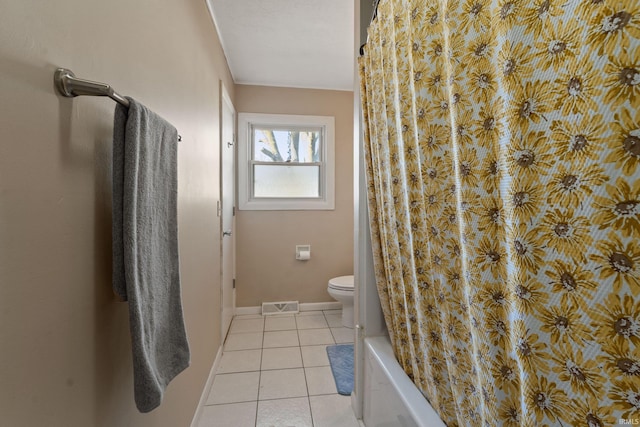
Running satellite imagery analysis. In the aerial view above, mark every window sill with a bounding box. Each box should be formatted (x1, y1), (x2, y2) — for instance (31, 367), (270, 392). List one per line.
(239, 198), (335, 211)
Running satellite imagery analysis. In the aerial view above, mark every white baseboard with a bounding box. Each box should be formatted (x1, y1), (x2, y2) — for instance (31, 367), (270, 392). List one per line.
(300, 301), (342, 311)
(235, 301), (342, 316)
(234, 306), (261, 315)
(190, 345), (223, 427)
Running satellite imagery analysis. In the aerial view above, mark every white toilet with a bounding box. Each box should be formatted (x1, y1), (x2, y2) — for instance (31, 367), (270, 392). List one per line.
(327, 275), (355, 328)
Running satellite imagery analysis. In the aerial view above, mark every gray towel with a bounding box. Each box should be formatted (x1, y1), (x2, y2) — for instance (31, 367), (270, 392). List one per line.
(112, 98), (190, 413)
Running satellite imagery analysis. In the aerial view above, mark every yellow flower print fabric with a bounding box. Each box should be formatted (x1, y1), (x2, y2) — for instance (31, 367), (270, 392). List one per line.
(359, 0), (640, 425)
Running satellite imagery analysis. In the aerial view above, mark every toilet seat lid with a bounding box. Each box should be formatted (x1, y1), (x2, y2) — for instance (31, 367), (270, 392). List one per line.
(328, 275), (354, 290)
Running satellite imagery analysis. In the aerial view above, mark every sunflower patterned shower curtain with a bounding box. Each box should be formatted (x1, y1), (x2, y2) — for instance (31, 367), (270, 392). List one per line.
(359, 0), (639, 425)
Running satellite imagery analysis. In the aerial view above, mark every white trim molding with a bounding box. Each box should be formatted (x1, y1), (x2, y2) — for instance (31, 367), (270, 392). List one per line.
(238, 112), (335, 211)
(235, 301), (342, 316)
(189, 345), (224, 427)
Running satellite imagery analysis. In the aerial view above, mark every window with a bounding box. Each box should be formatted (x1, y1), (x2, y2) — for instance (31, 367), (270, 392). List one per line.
(238, 113), (335, 210)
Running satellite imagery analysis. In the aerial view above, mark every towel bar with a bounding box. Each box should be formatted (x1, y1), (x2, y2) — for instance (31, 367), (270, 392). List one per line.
(54, 68), (182, 141)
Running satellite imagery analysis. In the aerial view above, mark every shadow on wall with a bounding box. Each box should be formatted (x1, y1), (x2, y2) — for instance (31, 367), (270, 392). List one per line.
(50, 64), (143, 423)
(90, 117), (134, 425)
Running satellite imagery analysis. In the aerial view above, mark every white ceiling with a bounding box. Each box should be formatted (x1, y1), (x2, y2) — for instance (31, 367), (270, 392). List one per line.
(206, 0), (355, 91)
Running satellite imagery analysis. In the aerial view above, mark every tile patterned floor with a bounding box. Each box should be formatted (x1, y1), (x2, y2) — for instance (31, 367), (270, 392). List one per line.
(198, 310), (359, 427)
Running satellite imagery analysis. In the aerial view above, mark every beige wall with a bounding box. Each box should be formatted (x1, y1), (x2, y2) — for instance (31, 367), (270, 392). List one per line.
(0, 1), (232, 426)
(235, 85), (354, 307)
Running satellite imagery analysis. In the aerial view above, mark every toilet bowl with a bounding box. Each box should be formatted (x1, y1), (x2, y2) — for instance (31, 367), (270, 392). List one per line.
(327, 275), (354, 328)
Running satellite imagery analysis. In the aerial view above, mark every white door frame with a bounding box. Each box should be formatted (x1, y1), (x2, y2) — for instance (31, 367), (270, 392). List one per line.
(220, 82), (236, 340)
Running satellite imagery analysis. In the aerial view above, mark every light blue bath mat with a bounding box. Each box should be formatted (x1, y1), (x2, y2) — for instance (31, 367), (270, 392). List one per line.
(326, 344), (354, 396)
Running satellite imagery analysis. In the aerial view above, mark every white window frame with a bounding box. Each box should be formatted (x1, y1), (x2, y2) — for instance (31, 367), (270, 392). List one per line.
(238, 112), (335, 211)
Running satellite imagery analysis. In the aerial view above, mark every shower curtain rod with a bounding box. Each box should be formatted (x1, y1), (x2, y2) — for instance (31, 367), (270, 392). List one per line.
(370, 0), (380, 26)
(360, 0), (381, 56)
(54, 68), (181, 141)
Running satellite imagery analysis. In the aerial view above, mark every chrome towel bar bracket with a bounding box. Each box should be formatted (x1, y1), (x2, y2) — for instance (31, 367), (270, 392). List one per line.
(55, 68), (130, 107)
(54, 68), (181, 141)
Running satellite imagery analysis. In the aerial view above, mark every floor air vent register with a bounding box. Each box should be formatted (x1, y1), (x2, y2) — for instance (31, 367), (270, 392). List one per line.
(261, 301), (300, 315)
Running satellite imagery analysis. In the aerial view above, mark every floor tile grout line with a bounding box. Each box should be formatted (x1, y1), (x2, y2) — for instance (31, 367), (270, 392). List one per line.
(301, 341), (314, 427)
(259, 366), (305, 373)
(255, 316), (264, 427)
(227, 330), (265, 336)
(254, 391), (342, 403)
(203, 397), (258, 407)
(308, 392), (315, 427)
(253, 399), (258, 427)
(202, 313), (346, 427)
(256, 316), (265, 406)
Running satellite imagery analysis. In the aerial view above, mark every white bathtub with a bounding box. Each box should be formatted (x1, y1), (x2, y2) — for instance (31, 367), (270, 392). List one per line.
(363, 336), (446, 427)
